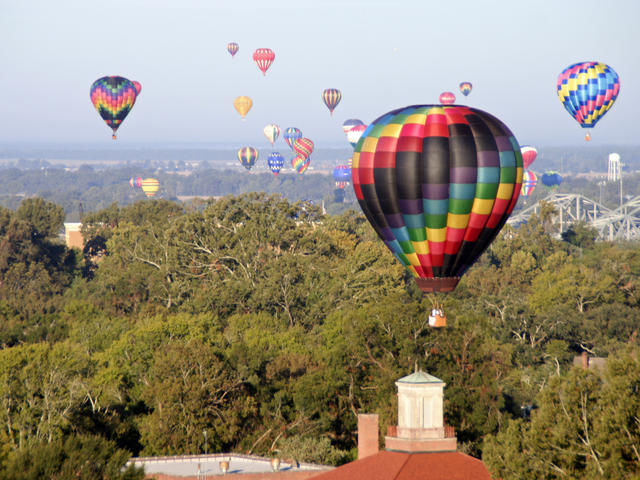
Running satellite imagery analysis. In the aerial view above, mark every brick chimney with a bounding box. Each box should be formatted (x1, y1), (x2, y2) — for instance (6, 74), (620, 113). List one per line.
(357, 414), (379, 459)
(384, 371), (457, 453)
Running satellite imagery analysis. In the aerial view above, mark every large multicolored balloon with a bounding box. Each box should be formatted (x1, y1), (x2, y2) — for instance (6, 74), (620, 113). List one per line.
(234, 96), (253, 120)
(322, 88), (342, 115)
(283, 127), (302, 151)
(347, 124), (367, 149)
(141, 178), (160, 197)
(268, 152), (284, 176)
(90, 76), (138, 140)
(520, 145), (538, 170)
(238, 147), (258, 170)
(342, 119), (364, 134)
(541, 171), (562, 187)
(557, 62), (620, 141)
(292, 138), (314, 159)
(264, 124), (280, 145)
(520, 170), (537, 197)
(227, 42), (239, 57)
(459, 82), (472, 97)
(352, 104), (522, 293)
(439, 92), (456, 105)
(253, 48), (275, 75)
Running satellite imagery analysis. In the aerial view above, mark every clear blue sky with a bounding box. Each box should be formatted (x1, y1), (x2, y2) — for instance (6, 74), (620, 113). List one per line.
(1, 0), (638, 147)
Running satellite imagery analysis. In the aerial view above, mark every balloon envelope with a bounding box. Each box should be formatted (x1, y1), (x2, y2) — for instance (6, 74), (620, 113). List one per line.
(227, 42), (239, 57)
(520, 170), (537, 197)
(557, 62), (620, 133)
(283, 127), (302, 151)
(292, 138), (314, 159)
(322, 88), (342, 115)
(234, 96), (253, 119)
(141, 178), (160, 197)
(439, 92), (456, 105)
(268, 152), (284, 176)
(541, 171), (562, 187)
(459, 82), (472, 96)
(263, 124), (280, 145)
(90, 76), (138, 139)
(238, 147), (258, 170)
(347, 124), (367, 149)
(342, 119), (364, 134)
(520, 145), (538, 170)
(253, 48), (275, 75)
(333, 165), (351, 183)
(352, 104), (522, 292)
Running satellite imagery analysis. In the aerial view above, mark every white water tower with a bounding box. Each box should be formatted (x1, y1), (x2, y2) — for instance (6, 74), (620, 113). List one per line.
(608, 153), (621, 182)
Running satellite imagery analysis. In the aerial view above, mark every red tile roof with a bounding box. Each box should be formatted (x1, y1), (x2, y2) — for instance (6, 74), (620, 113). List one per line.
(310, 450), (491, 480)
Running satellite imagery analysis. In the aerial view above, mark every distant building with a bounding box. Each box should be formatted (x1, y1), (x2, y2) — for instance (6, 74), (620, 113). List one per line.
(63, 222), (84, 249)
(573, 352), (607, 371)
(311, 371), (492, 480)
(128, 453), (332, 480)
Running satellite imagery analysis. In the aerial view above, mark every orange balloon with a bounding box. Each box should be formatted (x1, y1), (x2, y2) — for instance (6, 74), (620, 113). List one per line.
(234, 96), (253, 120)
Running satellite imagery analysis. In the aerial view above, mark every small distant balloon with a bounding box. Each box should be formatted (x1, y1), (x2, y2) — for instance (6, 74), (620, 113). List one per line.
(283, 127), (302, 151)
(253, 48), (275, 75)
(234, 96), (253, 120)
(342, 119), (364, 134)
(141, 178), (160, 197)
(541, 171), (562, 187)
(459, 82), (472, 96)
(520, 146), (538, 170)
(439, 92), (456, 105)
(347, 124), (367, 149)
(227, 42), (239, 57)
(322, 88), (342, 115)
(268, 152), (284, 176)
(263, 124), (280, 145)
(238, 147), (258, 171)
(520, 171), (537, 197)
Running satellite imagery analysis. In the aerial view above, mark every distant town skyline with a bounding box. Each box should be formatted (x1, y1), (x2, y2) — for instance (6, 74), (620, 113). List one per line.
(1, 0), (638, 147)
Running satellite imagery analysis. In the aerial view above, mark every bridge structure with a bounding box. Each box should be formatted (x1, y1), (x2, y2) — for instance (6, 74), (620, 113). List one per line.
(507, 193), (640, 241)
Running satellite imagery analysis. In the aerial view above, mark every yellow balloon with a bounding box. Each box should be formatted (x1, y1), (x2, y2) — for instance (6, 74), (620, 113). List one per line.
(234, 96), (253, 120)
(141, 178), (160, 197)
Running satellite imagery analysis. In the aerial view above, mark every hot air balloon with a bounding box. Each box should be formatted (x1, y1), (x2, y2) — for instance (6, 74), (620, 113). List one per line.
(227, 42), (239, 57)
(132, 81), (142, 95)
(541, 171), (562, 187)
(129, 176), (142, 188)
(557, 61), (620, 141)
(520, 145), (538, 170)
(291, 155), (309, 174)
(283, 127), (302, 151)
(253, 48), (275, 75)
(264, 124), (281, 145)
(347, 124), (367, 149)
(292, 138), (314, 159)
(342, 119), (364, 134)
(352, 104), (522, 295)
(268, 152), (284, 176)
(140, 178), (160, 197)
(234, 96), (253, 120)
(322, 88), (342, 115)
(439, 92), (456, 105)
(238, 147), (258, 171)
(333, 165), (351, 189)
(520, 171), (537, 197)
(90, 76), (138, 139)
(459, 82), (472, 97)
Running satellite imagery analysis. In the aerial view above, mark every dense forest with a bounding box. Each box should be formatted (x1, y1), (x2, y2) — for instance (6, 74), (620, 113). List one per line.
(0, 194), (639, 479)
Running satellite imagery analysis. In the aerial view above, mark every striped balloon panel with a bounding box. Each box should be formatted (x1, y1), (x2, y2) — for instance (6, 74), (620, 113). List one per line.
(90, 76), (137, 133)
(141, 178), (160, 197)
(520, 170), (537, 196)
(322, 89), (342, 113)
(284, 127), (302, 151)
(557, 62), (620, 128)
(238, 147), (258, 170)
(352, 105), (522, 281)
(293, 138), (314, 158)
